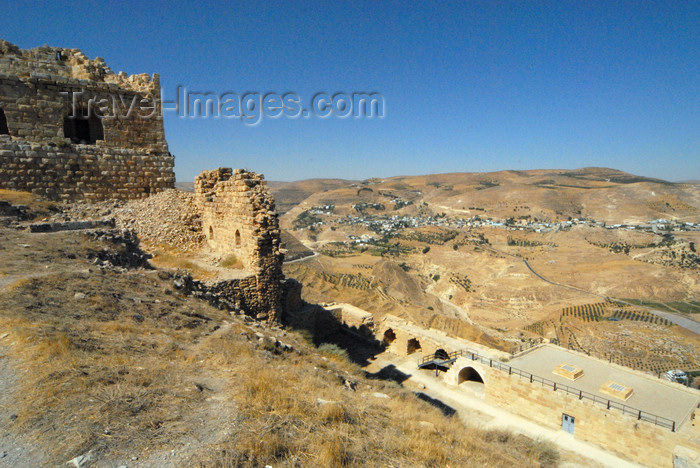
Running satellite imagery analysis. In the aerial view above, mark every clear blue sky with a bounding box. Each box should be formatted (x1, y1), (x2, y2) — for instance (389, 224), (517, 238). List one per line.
(3, 1), (699, 182)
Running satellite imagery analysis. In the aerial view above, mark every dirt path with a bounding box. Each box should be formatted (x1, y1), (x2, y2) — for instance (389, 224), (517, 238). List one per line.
(0, 272), (68, 294)
(623, 306), (700, 335)
(284, 250), (319, 264)
(516, 252), (700, 337)
(0, 344), (49, 467)
(0, 319), (239, 468)
(0, 278), (13, 291)
(367, 352), (642, 468)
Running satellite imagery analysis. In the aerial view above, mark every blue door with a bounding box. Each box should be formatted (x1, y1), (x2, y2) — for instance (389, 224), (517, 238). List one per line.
(562, 414), (575, 434)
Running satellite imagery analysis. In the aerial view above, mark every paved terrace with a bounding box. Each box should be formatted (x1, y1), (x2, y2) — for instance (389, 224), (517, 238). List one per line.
(509, 345), (700, 428)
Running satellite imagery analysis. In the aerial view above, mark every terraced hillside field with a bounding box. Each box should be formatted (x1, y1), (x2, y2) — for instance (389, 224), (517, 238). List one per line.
(524, 301), (700, 378)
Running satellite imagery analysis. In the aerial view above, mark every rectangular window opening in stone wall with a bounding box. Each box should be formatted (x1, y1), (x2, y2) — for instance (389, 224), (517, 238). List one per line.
(63, 110), (104, 144)
(0, 109), (9, 135)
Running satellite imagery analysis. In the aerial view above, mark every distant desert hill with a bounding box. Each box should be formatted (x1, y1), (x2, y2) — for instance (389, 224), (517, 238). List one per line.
(175, 181), (194, 192)
(175, 179), (356, 214)
(281, 167), (700, 225)
(178, 168), (699, 223)
(267, 178), (357, 214)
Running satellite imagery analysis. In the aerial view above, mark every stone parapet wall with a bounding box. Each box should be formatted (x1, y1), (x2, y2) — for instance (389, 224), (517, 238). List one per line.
(324, 303), (374, 331)
(375, 315), (507, 359)
(443, 362), (697, 467)
(209, 276), (283, 322)
(173, 272), (289, 322)
(0, 136), (174, 200)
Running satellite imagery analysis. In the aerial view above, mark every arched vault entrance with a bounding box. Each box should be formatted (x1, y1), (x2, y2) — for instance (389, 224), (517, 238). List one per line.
(383, 328), (396, 345)
(407, 338), (422, 355)
(434, 348), (449, 360)
(458, 366), (484, 385)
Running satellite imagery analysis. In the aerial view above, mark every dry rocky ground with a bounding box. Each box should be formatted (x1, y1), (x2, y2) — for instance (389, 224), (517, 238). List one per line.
(0, 194), (562, 467)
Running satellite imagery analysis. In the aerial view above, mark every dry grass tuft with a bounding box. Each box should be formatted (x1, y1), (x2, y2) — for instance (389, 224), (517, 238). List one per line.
(318, 342), (350, 361)
(219, 254), (243, 269)
(320, 403), (353, 424)
(149, 246), (216, 279)
(0, 189), (47, 207)
(318, 433), (350, 467)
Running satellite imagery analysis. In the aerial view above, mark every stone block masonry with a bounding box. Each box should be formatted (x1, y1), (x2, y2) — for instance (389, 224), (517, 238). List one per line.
(195, 168), (286, 322)
(438, 351), (700, 467)
(481, 366), (697, 467)
(0, 39), (174, 200)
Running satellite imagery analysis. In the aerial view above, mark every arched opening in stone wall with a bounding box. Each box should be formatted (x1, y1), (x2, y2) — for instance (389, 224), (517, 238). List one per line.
(208, 226), (214, 239)
(407, 338), (422, 355)
(63, 109), (104, 144)
(458, 367), (484, 385)
(0, 109), (9, 135)
(235, 229), (241, 248)
(383, 328), (396, 345)
(434, 348), (449, 360)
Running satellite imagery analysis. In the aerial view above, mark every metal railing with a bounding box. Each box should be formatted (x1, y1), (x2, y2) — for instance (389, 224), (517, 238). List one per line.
(509, 339), (542, 356)
(420, 349), (464, 365)
(420, 349), (677, 431)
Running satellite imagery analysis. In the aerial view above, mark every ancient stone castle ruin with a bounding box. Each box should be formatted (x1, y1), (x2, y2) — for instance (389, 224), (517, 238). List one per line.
(0, 38), (289, 321)
(194, 168), (286, 322)
(0, 39), (174, 200)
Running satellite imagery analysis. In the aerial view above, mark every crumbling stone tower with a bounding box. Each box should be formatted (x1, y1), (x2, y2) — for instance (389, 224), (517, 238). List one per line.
(0, 39), (174, 200)
(195, 168), (285, 321)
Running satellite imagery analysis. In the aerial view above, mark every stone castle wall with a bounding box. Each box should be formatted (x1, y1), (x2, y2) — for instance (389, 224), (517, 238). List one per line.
(195, 168), (285, 321)
(0, 138), (173, 200)
(437, 355), (700, 467)
(481, 365), (697, 467)
(0, 39), (174, 200)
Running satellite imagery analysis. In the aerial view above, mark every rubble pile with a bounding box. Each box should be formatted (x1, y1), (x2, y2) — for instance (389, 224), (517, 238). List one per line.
(85, 229), (153, 270)
(112, 189), (205, 251)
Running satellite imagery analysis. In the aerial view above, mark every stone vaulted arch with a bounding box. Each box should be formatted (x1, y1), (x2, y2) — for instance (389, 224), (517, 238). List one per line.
(435, 348), (449, 360)
(407, 337), (422, 354)
(383, 328), (396, 345)
(458, 366), (484, 385)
